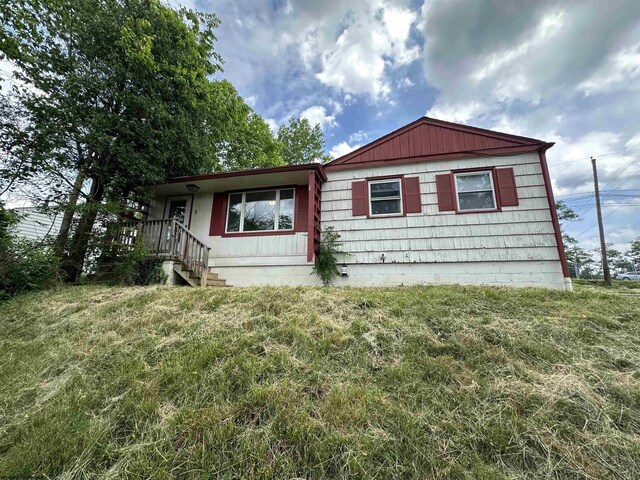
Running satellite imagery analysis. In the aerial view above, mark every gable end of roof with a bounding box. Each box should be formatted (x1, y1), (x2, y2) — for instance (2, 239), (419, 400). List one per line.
(326, 117), (550, 170)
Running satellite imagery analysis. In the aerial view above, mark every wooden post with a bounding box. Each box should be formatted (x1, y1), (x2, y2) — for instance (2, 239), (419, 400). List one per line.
(168, 218), (176, 259)
(307, 170), (316, 263)
(591, 157), (612, 286)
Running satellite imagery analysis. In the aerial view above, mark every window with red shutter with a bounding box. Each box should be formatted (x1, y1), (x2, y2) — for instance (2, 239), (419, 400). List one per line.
(495, 167), (519, 207)
(294, 185), (309, 232)
(403, 176), (422, 213)
(209, 193), (227, 236)
(352, 180), (368, 216)
(435, 174), (456, 211)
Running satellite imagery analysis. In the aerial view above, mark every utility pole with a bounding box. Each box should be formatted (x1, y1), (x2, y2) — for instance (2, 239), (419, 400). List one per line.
(591, 157), (612, 285)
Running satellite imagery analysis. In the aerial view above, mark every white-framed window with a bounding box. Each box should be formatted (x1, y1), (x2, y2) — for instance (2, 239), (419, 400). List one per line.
(454, 171), (497, 211)
(368, 178), (403, 216)
(226, 188), (295, 233)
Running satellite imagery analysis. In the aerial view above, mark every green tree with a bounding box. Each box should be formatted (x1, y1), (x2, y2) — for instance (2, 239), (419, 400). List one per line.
(628, 237), (640, 270)
(277, 116), (330, 165)
(211, 80), (283, 170)
(1, 0), (225, 280)
(565, 245), (594, 278)
(605, 246), (632, 273)
(555, 201), (581, 258)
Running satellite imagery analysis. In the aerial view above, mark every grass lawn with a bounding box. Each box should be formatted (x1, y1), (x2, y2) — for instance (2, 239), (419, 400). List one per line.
(0, 283), (639, 478)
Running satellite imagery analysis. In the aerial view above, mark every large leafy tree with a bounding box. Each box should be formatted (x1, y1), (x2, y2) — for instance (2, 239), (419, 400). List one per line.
(556, 200), (581, 254)
(565, 245), (594, 278)
(0, 0), (264, 280)
(277, 116), (330, 165)
(628, 237), (640, 270)
(211, 80), (283, 171)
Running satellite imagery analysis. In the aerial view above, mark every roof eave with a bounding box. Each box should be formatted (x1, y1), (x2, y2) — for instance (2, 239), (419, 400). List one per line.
(165, 162), (327, 185)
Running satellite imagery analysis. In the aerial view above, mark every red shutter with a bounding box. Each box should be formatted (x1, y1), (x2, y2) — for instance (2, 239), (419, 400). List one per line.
(496, 168), (519, 206)
(294, 185), (309, 232)
(209, 193), (227, 236)
(352, 180), (368, 216)
(403, 176), (422, 213)
(435, 174), (456, 211)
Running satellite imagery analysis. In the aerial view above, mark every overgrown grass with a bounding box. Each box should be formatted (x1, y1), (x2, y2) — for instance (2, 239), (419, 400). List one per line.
(1, 284), (639, 478)
(573, 278), (640, 290)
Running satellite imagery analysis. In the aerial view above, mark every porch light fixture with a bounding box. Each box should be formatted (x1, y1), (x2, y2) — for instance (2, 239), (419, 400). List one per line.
(340, 264), (349, 276)
(186, 184), (200, 193)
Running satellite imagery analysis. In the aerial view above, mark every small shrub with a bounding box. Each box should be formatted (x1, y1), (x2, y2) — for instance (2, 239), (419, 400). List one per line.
(0, 204), (61, 298)
(114, 244), (167, 286)
(311, 227), (348, 286)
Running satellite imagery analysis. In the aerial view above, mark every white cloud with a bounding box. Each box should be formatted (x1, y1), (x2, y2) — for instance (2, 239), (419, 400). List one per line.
(420, 1), (640, 123)
(427, 100), (487, 123)
(625, 133), (640, 150)
(398, 77), (414, 88)
(349, 130), (369, 143)
(308, 1), (420, 99)
(329, 141), (362, 159)
(245, 95), (257, 107)
(264, 117), (278, 132)
(579, 43), (640, 96)
(300, 105), (337, 130)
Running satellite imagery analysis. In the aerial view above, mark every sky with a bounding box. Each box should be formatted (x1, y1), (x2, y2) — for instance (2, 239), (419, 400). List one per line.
(3, 0), (639, 257)
(169, 0), (639, 256)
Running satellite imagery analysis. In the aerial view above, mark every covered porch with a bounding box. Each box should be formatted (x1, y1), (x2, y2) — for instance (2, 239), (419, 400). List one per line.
(117, 163), (325, 287)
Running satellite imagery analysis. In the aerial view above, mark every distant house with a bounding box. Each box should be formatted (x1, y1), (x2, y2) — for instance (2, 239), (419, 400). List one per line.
(121, 117), (571, 290)
(14, 206), (62, 243)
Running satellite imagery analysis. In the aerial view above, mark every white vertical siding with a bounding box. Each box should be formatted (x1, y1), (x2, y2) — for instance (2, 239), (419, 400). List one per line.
(14, 208), (62, 242)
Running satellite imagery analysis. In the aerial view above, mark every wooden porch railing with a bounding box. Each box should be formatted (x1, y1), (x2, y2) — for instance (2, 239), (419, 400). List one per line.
(118, 218), (210, 286)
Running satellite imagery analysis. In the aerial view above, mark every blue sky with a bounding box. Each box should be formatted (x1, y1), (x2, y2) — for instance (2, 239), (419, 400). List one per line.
(4, 0), (638, 256)
(174, 0), (640, 256)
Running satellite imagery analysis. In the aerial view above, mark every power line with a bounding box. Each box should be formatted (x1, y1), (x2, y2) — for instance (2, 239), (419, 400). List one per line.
(547, 146), (640, 168)
(558, 188), (640, 198)
(569, 166), (640, 218)
(599, 154), (640, 192)
(574, 196), (640, 239)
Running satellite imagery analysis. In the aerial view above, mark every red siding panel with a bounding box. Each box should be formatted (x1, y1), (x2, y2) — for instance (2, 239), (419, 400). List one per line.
(327, 117), (549, 170)
(403, 177), (422, 213)
(496, 167), (519, 207)
(352, 180), (368, 216)
(435, 174), (456, 211)
(295, 185), (309, 232)
(209, 193), (228, 236)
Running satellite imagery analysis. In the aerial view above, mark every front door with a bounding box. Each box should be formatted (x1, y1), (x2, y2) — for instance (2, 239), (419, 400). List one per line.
(164, 195), (192, 228)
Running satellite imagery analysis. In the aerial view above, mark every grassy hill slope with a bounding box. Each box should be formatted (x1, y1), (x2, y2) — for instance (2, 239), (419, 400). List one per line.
(1, 284), (639, 479)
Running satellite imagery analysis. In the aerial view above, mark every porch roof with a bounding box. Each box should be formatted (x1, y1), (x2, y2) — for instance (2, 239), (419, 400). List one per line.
(152, 163), (326, 197)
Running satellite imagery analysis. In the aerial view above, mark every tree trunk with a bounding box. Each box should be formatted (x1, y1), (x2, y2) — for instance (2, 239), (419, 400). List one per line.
(53, 166), (86, 259)
(63, 177), (104, 282)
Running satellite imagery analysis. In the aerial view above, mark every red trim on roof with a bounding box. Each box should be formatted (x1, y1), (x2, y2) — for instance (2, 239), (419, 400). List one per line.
(167, 162), (327, 184)
(325, 143), (552, 171)
(538, 149), (570, 278)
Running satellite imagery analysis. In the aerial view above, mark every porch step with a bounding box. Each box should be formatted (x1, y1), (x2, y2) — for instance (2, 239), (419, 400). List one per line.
(173, 263), (199, 287)
(173, 263), (230, 288)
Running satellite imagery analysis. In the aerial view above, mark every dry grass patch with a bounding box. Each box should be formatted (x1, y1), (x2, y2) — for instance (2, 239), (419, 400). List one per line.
(0, 283), (639, 478)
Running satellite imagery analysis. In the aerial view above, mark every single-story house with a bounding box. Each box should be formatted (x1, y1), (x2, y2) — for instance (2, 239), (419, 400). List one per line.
(124, 117), (571, 290)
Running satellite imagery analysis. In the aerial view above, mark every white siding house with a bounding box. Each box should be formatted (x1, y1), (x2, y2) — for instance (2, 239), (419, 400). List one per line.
(14, 207), (62, 243)
(144, 117), (571, 290)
